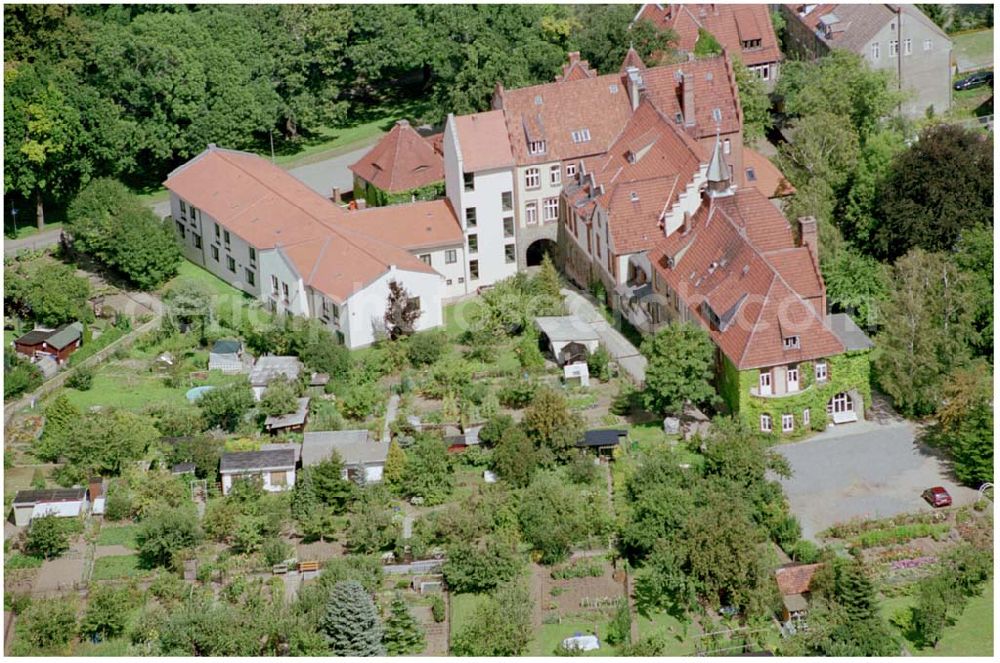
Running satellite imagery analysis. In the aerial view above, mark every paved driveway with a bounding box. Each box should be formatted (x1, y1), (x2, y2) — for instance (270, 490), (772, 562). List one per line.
(776, 421), (980, 541)
(562, 287), (647, 384)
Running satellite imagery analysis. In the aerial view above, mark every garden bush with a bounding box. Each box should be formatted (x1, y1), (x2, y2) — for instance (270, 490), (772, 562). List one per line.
(407, 329), (448, 366)
(851, 523), (951, 549)
(66, 365), (95, 390)
(498, 377), (537, 408)
(430, 595), (446, 623)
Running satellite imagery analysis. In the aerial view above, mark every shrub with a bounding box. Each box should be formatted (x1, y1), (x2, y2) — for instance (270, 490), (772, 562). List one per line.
(789, 539), (820, 564)
(565, 452), (599, 485)
(605, 602), (631, 646)
(25, 514), (76, 559)
(430, 595), (446, 623)
(338, 382), (384, 420)
(442, 537), (522, 593)
(498, 377), (536, 408)
(549, 559), (604, 580)
(407, 330), (448, 366)
(262, 537), (293, 566)
(586, 345), (611, 381)
(478, 414), (514, 447)
(4, 349), (43, 399)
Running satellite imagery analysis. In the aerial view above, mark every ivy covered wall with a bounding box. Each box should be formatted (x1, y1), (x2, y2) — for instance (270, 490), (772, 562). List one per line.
(353, 176), (445, 208)
(721, 351), (872, 440)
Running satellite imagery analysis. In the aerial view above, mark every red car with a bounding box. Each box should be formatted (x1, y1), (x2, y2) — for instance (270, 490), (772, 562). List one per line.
(922, 486), (953, 508)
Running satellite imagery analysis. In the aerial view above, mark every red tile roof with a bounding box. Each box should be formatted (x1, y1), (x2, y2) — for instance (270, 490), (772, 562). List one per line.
(775, 563), (824, 596)
(641, 52), (743, 140)
(649, 188), (843, 369)
(556, 51), (599, 82)
(166, 146), (436, 305)
(452, 110), (515, 172)
(335, 199), (463, 251)
(744, 148), (796, 198)
(349, 120), (445, 194)
(636, 4), (782, 67)
(566, 101), (707, 255)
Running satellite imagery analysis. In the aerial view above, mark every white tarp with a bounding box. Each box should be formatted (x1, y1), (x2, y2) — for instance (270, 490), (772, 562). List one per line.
(562, 635), (599, 652)
(92, 497), (106, 515)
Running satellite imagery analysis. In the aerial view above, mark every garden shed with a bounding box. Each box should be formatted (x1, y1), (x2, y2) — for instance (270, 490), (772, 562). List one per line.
(208, 338), (247, 374)
(575, 429), (627, 458)
(774, 562), (824, 623)
(302, 430), (389, 483)
(533, 316), (600, 366)
(220, 448), (296, 495)
(264, 397), (311, 435)
(13, 322), (84, 365)
(11, 488), (89, 527)
(249, 355), (303, 400)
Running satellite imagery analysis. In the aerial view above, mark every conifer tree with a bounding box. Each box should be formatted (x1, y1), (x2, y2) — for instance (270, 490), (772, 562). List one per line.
(834, 559), (878, 622)
(320, 580), (385, 656)
(383, 593), (425, 655)
(383, 440), (406, 491)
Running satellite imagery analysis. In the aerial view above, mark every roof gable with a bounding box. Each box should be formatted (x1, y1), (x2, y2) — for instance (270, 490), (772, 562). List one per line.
(349, 120), (445, 193)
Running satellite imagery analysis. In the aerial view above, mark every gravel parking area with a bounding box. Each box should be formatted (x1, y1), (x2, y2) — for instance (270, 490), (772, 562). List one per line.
(776, 422), (980, 541)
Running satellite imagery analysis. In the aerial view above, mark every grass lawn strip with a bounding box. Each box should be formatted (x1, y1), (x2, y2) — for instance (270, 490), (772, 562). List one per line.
(96, 524), (140, 549)
(91, 554), (152, 581)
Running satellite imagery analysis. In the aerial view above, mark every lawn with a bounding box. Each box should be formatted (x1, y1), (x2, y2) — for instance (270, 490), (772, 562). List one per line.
(443, 298), (482, 340)
(953, 29), (994, 71)
(636, 607), (697, 656)
(449, 592), (487, 644)
(62, 369), (188, 411)
(882, 580), (993, 656)
(3, 221), (63, 241)
(5, 553), (44, 570)
(91, 554), (152, 581)
(96, 524), (139, 549)
(529, 616), (617, 656)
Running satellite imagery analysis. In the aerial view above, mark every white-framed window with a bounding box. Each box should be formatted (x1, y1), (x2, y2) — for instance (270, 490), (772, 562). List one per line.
(759, 64), (770, 81)
(723, 139), (731, 155)
(760, 414), (772, 432)
(244, 268), (254, 286)
(503, 217), (514, 238)
(467, 233), (478, 254)
(525, 167), (540, 189)
(525, 201), (538, 225)
(871, 42), (880, 59)
(419, 253), (431, 265)
(445, 249), (457, 264)
(528, 140), (546, 155)
(446, 279), (453, 286)
(463, 172), (475, 192)
(923, 39), (932, 51)
(783, 335), (800, 350)
(803, 408), (811, 427)
(904, 38), (912, 55)
(543, 197), (559, 222)
(782, 414), (794, 432)
(549, 164), (561, 186)
(505, 244), (516, 264)
(889, 40), (898, 57)
(465, 207), (477, 228)
(566, 163), (577, 178)
(211, 245), (219, 261)
(226, 255), (235, 273)
(712, 107), (722, 122)
(224, 229), (231, 247)
(787, 365), (799, 392)
(321, 299), (333, 321)
(189, 206), (198, 223)
(469, 260), (479, 280)
(271, 275), (279, 296)
(180, 200), (187, 216)
(249, 247), (256, 266)
(501, 191), (513, 211)
(759, 370), (772, 396)
(281, 282), (289, 303)
(570, 128), (591, 143)
(193, 234), (202, 249)
(815, 361), (828, 382)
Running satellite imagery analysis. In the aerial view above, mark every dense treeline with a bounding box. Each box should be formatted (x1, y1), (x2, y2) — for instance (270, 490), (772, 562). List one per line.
(4, 3), (667, 228)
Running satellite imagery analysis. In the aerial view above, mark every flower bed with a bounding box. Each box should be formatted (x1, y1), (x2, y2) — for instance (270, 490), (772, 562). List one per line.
(850, 523), (951, 549)
(823, 511), (948, 540)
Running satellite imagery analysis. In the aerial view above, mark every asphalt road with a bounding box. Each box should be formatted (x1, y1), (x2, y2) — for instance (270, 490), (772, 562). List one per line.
(776, 421), (981, 541)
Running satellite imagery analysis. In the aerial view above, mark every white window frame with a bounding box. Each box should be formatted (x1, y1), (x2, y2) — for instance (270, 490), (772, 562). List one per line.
(782, 414), (794, 433)
(525, 167), (540, 189)
(787, 366), (799, 393)
(871, 42), (880, 60)
(467, 233), (478, 255)
(815, 362), (828, 382)
(503, 217), (514, 238)
(903, 38), (912, 56)
(923, 39), (932, 51)
(271, 275), (279, 296)
(469, 259), (479, 280)
(759, 371), (772, 396)
(505, 243), (516, 264)
(549, 164), (561, 186)
(889, 40), (898, 57)
(760, 414), (772, 432)
(566, 163), (577, 179)
(419, 253), (431, 265)
(445, 249), (457, 264)
(528, 141), (546, 155)
(783, 336), (800, 350)
(803, 408), (810, 427)
(525, 201), (538, 225)
(543, 197), (559, 222)
(723, 139), (731, 155)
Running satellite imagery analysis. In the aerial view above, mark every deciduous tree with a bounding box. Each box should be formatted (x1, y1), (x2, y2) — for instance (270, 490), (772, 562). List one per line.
(640, 321), (719, 417)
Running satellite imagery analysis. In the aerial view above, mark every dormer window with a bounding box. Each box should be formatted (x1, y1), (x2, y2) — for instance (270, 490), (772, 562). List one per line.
(712, 108), (722, 123)
(783, 336), (800, 350)
(528, 141), (546, 155)
(570, 128), (591, 144)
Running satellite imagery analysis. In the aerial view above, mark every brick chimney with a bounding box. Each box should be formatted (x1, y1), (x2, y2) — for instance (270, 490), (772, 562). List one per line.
(567, 51), (581, 67)
(798, 216), (818, 258)
(625, 66), (645, 111)
(682, 73), (695, 126)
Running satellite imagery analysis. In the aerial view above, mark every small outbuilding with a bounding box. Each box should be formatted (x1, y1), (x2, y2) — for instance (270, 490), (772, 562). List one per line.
(534, 316), (600, 366)
(209, 339), (246, 374)
(14, 322), (84, 365)
(11, 488), (89, 527)
(249, 355), (303, 400)
(264, 397), (311, 435)
(302, 430), (389, 483)
(171, 462), (196, 476)
(575, 429), (627, 458)
(775, 562), (824, 623)
(220, 448), (297, 495)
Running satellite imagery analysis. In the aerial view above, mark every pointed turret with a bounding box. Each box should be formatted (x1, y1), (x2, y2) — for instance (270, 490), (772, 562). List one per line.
(705, 134), (733, 197)
(620, 46), (646, 74)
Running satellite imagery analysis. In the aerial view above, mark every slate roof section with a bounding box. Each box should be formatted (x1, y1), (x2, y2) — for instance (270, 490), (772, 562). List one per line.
(451, 111), (515, 172)
(648, 188), (845, 370)
(577, 429), (628, 448)
(302, 430), (389, 467)
(637, 4), (783, 68)
(13, 488), (87, 505)
(16, 323), (83, 350)
(828, 313), (875, 351)
(335, 199), (463, 251)
(264, 398), (311, 431)
(220, 448), (296, 472)
(349, 120), (445, 193)
(249, 356), (303, 387)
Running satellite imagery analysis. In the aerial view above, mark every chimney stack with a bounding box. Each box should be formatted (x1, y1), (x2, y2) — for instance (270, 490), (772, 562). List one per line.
(331, 187), (342, 203)
(682, 73), (695, 126)
(356, 198), (367, 210)
(625, 66), (645, 111)
(798, 216), (818, 258)
(568, 51), (581, 66)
